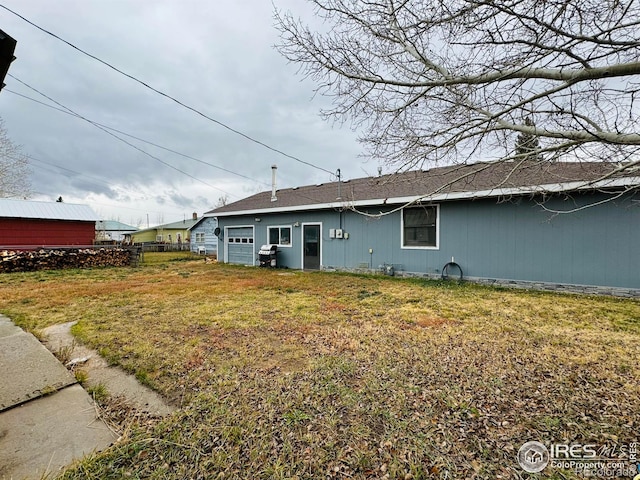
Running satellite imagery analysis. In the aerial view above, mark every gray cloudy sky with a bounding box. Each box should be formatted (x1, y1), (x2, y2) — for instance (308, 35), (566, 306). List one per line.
(0, 0), (369, 226)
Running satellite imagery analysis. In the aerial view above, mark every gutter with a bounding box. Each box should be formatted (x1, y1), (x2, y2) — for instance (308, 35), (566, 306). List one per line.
(208, 177), (640, 218)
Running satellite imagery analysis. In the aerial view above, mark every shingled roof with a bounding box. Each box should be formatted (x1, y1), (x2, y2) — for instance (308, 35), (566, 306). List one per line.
(209, 161), (638, 216)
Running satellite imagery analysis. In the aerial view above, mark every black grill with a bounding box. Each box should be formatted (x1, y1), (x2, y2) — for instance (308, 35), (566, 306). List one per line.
(258, 244), (277, 268)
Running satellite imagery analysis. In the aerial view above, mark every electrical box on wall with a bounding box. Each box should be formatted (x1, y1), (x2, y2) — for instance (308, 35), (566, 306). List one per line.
(329, 229), (336, 238)
(335, 229), (343, 239)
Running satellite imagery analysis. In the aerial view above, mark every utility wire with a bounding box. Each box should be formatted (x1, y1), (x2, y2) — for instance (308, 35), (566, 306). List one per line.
(9, 74), (238, 199)
(29, 190), (187, 217)
(5, 145), (211, 215)
(0, 3), (336, 177)
(28, 155), (125, 191)
(25, 159), (211, 217)
(6, 86), (332, 206)
(6, 89), (271, 187)
(27, 159), (218, 217)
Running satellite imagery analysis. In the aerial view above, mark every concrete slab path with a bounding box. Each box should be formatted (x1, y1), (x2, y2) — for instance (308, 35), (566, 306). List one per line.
(0, 326), (75, 411)
(0, 385), (117, 480)
(42, 321), (175, 417)
(0, 315), (117, 480)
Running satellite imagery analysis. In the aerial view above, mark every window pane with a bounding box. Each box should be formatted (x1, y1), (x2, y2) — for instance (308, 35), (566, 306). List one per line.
(280, 227), (291, 245)
(403, 207), (437, 247)
(269, 228), (279, 245)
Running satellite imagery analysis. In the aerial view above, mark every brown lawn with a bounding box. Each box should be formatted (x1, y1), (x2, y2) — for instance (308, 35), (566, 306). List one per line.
(0, 254), (638, 479)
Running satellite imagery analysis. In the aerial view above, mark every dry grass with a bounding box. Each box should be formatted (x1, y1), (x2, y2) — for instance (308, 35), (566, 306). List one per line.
(0, 256), (638, 479)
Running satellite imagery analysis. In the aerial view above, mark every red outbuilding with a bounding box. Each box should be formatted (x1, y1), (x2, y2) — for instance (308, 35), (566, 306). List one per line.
(0, 198), (98, 248)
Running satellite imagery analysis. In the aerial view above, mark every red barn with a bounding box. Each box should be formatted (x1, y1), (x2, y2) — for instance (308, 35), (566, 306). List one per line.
(0, 199), (98, 248)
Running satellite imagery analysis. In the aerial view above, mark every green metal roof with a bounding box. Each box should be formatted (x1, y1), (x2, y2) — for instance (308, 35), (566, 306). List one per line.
(133, 218), (198, 235)
(95, 220), (138, 231)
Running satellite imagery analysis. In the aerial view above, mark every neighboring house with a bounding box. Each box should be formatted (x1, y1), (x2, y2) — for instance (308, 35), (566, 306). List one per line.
(0, 198), (98, 248)
(208, 161), (640, 294)
(188, 216), (218, 255)
(95, 220), (138, 243)
(127, 217), (198, 247)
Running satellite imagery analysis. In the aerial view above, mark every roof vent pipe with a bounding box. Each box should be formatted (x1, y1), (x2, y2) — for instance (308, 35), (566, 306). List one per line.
(271, 165), (278, 202)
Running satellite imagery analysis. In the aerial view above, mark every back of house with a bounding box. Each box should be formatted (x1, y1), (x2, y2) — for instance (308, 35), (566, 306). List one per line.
(209, 161), (639, 296)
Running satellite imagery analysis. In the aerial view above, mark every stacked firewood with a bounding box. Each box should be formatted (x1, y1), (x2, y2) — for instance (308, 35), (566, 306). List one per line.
(0, 248), (133, 273)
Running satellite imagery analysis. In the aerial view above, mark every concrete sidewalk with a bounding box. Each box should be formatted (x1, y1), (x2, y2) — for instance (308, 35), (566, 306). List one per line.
(0, 315), (117, 480)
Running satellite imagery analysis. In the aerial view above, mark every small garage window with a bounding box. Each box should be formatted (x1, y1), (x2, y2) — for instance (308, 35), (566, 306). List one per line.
(268, 226), (292, 247)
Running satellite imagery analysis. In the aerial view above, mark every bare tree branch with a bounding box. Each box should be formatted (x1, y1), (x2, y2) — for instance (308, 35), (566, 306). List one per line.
(276, 0), (640, 175)
(0, 117), (31, 198)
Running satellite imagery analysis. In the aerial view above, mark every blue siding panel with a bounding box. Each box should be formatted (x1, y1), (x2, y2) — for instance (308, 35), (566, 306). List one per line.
(190, 217), (218, 254)
(216, 192), (639, 289)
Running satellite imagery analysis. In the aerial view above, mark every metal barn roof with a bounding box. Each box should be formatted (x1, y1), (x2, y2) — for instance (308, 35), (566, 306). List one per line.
(0, 199), (98, 221)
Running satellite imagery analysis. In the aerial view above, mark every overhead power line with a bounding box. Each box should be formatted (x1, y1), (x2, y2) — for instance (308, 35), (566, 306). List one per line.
(5, 88), (271, 187)
(22, 155), (216, 217)
(29, 190), (188, 217)
(0, 3), (336, 177)
(9, 74), (238, 199)
(6, 85), (333, 206)
(28, 155), (125, 191)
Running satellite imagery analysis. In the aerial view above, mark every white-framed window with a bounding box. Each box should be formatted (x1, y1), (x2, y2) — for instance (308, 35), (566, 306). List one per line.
(401, 205), (439, 249)
(156, 235), (163, 242)
(268, 226), (292, 247)
(195, 232), (205, 243)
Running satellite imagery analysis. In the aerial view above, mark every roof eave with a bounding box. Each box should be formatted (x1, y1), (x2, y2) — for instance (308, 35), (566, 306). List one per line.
(210, 177), (640, 217)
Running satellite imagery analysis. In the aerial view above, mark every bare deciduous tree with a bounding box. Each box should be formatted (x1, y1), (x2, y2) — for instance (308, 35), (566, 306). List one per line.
(0, 117), (31, 198)
(276, 0), (640, 175)
(215, 195), (229, 208)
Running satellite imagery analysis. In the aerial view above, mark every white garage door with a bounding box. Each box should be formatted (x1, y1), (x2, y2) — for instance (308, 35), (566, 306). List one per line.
(226, 227), (255, 265)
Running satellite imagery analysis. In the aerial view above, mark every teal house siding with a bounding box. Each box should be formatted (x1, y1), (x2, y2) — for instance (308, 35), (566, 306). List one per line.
(216, 191), (639, 289)
(189, 217), (218, 255)
(436, 194), (638, 288)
